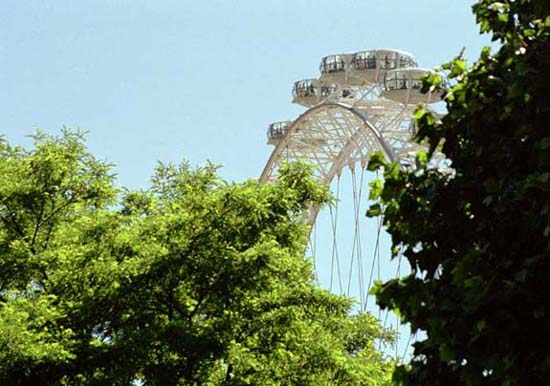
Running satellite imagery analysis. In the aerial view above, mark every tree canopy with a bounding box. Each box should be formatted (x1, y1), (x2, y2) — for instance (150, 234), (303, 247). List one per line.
(0, 130), (392, 385)
(368, 1), (550, 385)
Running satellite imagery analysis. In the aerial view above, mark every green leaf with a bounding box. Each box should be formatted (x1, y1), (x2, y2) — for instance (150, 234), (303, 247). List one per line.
(449, 59), (468, 78)
(367, 151), (386, 171)
(368, 179), (384, 200)
(366, 203), (382, 218)
(415, 150), (429, 168)
(439, 345), (454, 361)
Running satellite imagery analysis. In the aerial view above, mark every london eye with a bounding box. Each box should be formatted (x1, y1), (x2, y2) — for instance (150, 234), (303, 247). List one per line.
(260, 48), (448, 359)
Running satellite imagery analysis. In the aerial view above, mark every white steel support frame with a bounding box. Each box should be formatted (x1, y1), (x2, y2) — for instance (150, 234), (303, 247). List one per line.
(261, 77), (446, 358)
(260, 49), (448, 362)
(260, 100), (424, 225)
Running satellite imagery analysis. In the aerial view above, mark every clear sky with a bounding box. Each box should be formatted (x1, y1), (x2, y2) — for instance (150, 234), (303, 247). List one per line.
(2, 0), (490, 188)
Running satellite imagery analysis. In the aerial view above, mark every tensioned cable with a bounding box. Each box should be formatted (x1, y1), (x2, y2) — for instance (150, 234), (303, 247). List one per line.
(401, 331), (416, 362)
(346, 165), (363, 299)
(378, 246), (406, 358)
(348, 167), (365, 307)
(308, 231), (315, 278)
(311, 221), (318, 281)
(364, 212), (384, 311)
(307, 208), (316, 274)
(395, 249), (404, 359)
(329, 175), (343, 294)
(376, 212), (383, 323)
(378, 244), (404, 354)
(346, 166), (360, 297)
(353, 165), (367, 308)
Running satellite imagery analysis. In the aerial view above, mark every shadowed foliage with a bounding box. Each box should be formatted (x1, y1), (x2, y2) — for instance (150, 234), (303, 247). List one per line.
(368, 1), (550, 385)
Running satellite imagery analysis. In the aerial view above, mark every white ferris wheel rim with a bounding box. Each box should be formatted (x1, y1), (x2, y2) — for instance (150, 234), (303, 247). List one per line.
(260, 101), (397, 184)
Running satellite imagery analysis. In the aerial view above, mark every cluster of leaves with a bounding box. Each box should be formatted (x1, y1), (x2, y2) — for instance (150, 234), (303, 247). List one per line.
(368, 1), (550, 385)
(0, 130), (393, 385)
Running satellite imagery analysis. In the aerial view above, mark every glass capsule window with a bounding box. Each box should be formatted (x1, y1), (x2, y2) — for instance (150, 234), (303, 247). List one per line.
(351, 50), (417, 71)
(293, 80), (318, 98)
(293, 81), (337, 98)
(378, 51), (399, 70)
(320, 55), (347, 74)
(320, 85), (337, 96)
(384, 71), (424, 91)
(399, 55), (417, 69)
(267, 122), (290, 141)
(352, 52), (377, 70)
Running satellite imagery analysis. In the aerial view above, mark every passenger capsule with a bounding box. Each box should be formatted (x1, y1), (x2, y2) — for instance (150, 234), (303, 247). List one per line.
(319, 54), (352, 85)
(267, 121), (291, 145)
(292, 79), (353, 107)
(292, 79), (335, 107)
(350, 49), (417, 84)
(380, 68), (448, 104)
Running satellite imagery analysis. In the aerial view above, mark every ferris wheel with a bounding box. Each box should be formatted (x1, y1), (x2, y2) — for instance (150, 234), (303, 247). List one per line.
(259, 48), (446, 359)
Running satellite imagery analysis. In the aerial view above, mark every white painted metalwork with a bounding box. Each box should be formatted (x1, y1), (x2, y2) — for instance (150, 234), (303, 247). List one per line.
(264, 51), (447, 188)
(259, 48), (448, 361)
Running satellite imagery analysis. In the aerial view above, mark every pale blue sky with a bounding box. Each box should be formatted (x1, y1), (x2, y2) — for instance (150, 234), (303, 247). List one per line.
(2, 0), (490, 188)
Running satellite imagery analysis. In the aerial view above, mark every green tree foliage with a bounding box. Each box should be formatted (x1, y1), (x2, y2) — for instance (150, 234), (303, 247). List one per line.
(368, 1), (550, 385)
(0, 130), (392, 385)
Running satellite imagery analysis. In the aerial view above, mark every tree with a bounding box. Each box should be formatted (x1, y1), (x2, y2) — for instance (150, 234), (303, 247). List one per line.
(368, 1), (550, 385)
(0, 130), (393, 385)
